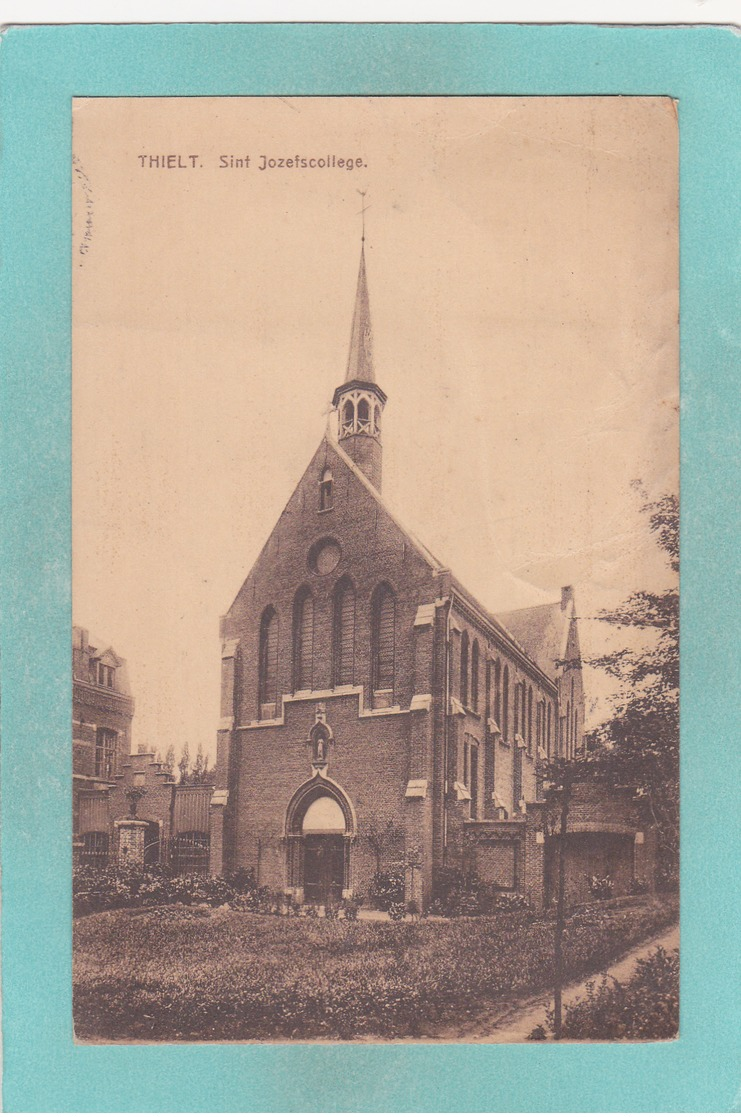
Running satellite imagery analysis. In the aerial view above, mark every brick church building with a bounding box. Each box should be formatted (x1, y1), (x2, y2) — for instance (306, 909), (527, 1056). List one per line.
(210, 243), (655, 909)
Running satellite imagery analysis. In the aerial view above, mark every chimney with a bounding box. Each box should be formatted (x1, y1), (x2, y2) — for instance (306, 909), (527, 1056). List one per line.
(561, 585), (574, 611)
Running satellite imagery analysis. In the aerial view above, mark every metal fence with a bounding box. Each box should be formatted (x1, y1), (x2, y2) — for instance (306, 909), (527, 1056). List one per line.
(75, 830), (211, 875)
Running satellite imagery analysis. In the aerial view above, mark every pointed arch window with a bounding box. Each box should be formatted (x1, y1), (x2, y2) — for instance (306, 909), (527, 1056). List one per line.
(494, 660), (502, 727)
(292, 588), (314, 692)
(372, 583), (396, 700)
(485, 660), (491, 720)
(527, 686), (533, 751)
(374, 405), (381, 434)
(332, 576), (356, 687)
(460, 631), (469, 707)
(258, 606), (279, 717)
(502, 665), (509, 740)
(471, 640), (480, 711)
(319, 467), (333, 511)
(521, 684), (527, 743)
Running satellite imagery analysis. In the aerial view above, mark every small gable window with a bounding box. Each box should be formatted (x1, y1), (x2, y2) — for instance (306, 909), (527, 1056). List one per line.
(319, 467), (333, 511)
(95, 661), (115, 688)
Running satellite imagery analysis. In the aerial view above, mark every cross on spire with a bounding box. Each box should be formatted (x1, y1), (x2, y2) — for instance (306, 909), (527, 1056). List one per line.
(357, 189), (370, 243)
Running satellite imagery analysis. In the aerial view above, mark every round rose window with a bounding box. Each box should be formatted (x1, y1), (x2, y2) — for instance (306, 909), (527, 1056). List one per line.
(308, 537), (342, 575)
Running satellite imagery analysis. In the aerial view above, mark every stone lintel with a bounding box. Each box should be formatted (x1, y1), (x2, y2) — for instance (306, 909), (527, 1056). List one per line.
(410, 693), (432, 712)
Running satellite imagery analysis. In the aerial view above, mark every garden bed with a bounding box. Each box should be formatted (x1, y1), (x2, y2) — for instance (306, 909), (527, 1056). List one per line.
(74, 895), (678, 1041)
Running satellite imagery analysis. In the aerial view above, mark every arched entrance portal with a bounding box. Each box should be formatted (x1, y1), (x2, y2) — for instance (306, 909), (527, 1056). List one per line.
(285, 779), (355, 904)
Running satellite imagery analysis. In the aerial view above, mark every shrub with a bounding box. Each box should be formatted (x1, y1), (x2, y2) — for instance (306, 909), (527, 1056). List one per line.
(369, 870), (404, 911)
(628, 876), (650, 896)
(342, 898), (360, 921)
(324, 900), (341, 920)
(541, 946), (679, 1040)
(387, 901), (407, 922)
(587, 873), (614, 900)
(73, 864), (270, 916)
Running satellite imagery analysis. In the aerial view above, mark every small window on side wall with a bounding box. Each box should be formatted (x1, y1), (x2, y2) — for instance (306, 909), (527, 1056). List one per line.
(319, 467), (333, 511)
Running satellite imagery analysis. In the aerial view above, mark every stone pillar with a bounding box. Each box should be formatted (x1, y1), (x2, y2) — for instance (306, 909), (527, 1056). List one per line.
(115, 819), (149, 869)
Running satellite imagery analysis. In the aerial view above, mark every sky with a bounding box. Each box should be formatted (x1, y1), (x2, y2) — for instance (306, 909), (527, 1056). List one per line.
(72, 96), (679, 759)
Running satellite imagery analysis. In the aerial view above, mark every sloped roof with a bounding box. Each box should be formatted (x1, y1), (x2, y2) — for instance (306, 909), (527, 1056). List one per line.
(329, 436), (446, 575)
(495, 600), (571, 678)
(330, 437), (564, 686)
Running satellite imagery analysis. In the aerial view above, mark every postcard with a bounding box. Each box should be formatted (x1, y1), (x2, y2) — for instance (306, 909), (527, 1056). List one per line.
(3, 23), (739, 1114)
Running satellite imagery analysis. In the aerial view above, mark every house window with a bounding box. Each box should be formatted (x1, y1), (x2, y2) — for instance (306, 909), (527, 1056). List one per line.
(258, 606), (279, 716)
(547, 702), (552, 756)
(485, 661), (491, 720)
(471, 640), (480, 711)
(372, 583), (396, 698)
(513, 682), (520, 736)
(521, 684), (527, 742)
(494, 660), (501, 727)
(460, 631), (469, 707)
(97, 662), (115, 688)
(95, 728), (117, 779)
(292, 588), (314, 692)
(463, 736), (470, 788)
(502, 666), (509, 740)
(332, 576), (355, 687)
(319, 467), (333, 511)
(374, 404), (381, 433)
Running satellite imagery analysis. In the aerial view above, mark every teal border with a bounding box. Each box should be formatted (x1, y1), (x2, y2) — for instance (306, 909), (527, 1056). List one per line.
(2, 23), (739, 1113)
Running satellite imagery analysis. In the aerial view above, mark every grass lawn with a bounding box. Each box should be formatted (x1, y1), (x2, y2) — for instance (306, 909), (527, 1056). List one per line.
(74, 896), (678, 1041)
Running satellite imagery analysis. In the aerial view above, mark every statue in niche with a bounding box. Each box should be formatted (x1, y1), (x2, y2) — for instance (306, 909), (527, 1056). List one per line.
(308, 712), (333, 769)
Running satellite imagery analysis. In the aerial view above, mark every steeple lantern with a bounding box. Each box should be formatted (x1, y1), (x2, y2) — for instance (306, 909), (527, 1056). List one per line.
(332, 241), (387, 492)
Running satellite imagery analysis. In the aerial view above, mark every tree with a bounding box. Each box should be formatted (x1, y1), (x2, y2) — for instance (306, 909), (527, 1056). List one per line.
(162, 745), (176, 778)
(178, 742), (190, 785)
(361, 815), (404, 875)
(191, 741), (205, 784)
(589, 491), (679, 880)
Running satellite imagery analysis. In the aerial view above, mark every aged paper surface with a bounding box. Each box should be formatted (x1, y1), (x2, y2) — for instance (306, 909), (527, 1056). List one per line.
(72, 96), (678, 1043)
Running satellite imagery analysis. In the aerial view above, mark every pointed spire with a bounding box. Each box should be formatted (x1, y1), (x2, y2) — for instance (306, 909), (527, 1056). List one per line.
(344, 242), (375, 384)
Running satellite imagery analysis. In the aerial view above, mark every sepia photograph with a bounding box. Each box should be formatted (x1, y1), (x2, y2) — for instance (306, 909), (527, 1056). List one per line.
(71, 95), (679, 1044)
